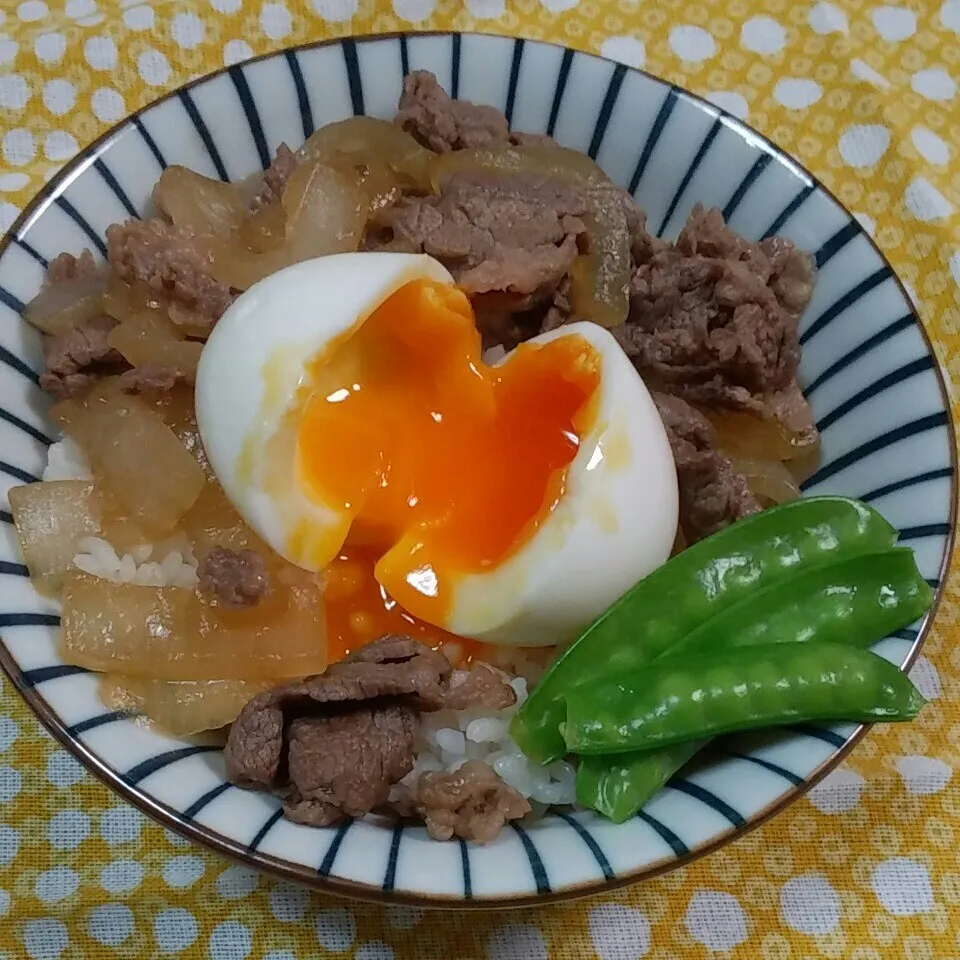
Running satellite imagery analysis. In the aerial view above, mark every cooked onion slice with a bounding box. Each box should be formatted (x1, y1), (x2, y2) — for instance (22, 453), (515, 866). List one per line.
(153, 166), (246, 239)
(24, 269), (107, 337)
(733, 457), (802, 505)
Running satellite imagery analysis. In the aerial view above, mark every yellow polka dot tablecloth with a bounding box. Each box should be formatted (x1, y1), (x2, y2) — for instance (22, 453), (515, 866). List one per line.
(1, 0), (960, 957)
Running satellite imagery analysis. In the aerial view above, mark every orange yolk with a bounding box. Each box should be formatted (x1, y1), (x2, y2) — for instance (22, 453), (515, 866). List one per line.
(297, 278), (601, 639)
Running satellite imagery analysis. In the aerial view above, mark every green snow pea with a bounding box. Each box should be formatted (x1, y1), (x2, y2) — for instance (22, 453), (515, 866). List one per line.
(562, 642), (925, 755)
(512, 496), (898, 763)
(574, 547), (931, 822)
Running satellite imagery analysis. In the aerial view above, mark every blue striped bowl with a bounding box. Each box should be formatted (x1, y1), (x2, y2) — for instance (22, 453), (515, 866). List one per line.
(0, 33), (954, 905)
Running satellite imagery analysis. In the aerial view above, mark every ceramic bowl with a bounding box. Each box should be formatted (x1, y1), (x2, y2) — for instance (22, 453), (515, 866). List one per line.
(0, 32), (954, 906)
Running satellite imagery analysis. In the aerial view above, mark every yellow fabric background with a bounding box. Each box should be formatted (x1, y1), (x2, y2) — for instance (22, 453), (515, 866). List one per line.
(1, 0), (959, 957)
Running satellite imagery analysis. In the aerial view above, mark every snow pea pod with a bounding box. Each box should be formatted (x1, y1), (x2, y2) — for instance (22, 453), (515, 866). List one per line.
(562, 642), (925, 755)
(574, 548), (931, 821)
(512, 496), (898, 763)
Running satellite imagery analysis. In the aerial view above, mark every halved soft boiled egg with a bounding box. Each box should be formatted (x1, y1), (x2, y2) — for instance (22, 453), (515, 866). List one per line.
(196, 252), (678, 647)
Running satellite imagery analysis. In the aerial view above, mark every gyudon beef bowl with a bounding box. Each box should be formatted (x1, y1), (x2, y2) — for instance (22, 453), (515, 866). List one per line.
(0, 34), (952, 904)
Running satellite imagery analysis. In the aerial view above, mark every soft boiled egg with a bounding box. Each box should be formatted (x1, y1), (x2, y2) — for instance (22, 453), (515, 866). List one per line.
(196, 252), (678, 648)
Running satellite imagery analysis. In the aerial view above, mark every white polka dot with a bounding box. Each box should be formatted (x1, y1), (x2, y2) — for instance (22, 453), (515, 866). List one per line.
(309, 0), (358, 19)
(164, 828), (191, 848)
(0, 825), (19, 864)
(0, 768), (21, 803)
(669, 25), (716, 62)
(122, 4), (153, 29)
(911, 126), (949, 165)
(872, 5), (916, 41)
(260, 1), (292, 37)
(24, 919), (68, 959)
(48, 810), (89, 850)
(943, 0), (960, 31)
(264, 953), (296, 960)
(84, 35), (116, 70)
(589, 903), (651, 959)
(809, 1), (848, 32)
(851, 59), (891, 88)
(2, 128), (34, 166)
(316, 909), (356, 951)
(854, 212), (876, 235)
(0, 718), (16, 751)
(92, 87), (125, 123)
(154, 908), (199, 954)
(385, 906), (423, 930)
(33, 32), (64, 63)
(87, 904), (133, 946)
(705, 91), (748, 119)
(162, 855), (205, 889)
(0, 173), (28, 191)
(356, 944), (394, 960)
(269, 883), (309, 922)
(741, 16), (787, 54)
(99, 859), (143, 893)
(42, 80), (76, 116)
(208, 921), (252, 960)
(780, 874), (841, 934)
(684, 891), (749, 951)
(871, 858), (934, 915)
(216, 866), (259, 899)
(807, 767), (864, 813)
(0, 889), (9, 916)
(18, 1), (47, 22)
(896, 755), (952, 794)
(838, 123), (890, 167)
(35, 867), (79, 904)
(100, 806), (142, 845)
(465, 0), (505, 16)
(0, 202), (18, 232)
(600, 36), (646, 69)
(138, 48), (171, 86)
(44, 131), (78, 162)
(912, 68), (956, 101)
(224, 40), (254, 65)
(486, 925), (549, 960)
(171, 12), (204, 49)
(0, 74), (29, 110)
(773, 77), (822, 108)
(909, 655), (942, 699)
(392, 0), (435, 20)
(45, 750), (84, 788)
(903, 177), (956, 222)
(0, 38), (17, 66)
(65, 0), (96, 18)
(211, 0), (241, 11)
(539, 0), (579, 10)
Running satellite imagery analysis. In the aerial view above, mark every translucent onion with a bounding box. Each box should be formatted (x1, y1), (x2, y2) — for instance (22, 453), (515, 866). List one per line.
(153, 165), (246, 239)
(707, 407), (821, 462)
(734, 457), (802, 505)
(430, 145), (630, 328)
(24, 269), (107, 337)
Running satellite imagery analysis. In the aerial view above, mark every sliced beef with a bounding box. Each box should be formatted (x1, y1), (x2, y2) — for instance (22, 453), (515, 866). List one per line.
(198, 547), (269, 608)
(249, 143), (300, 212)
(39, 315), (127, 400)
(379, 171), (587, 319)
(119, 363), (188, 395)
(106, 218), (235, 334)
(616, 204), (814, 417)
(653, 391), (760, 541)
(397, 70), (512, 153)
(396, 760), (531, 844)
(47, 249), (100, 283)
(224, 637), (516, 827)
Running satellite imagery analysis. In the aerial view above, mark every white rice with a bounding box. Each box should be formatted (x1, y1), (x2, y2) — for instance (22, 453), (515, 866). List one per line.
(45, 435), (575, 806)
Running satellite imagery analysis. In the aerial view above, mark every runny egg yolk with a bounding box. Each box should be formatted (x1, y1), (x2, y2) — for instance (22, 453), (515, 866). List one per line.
(296, 278), (602, 636)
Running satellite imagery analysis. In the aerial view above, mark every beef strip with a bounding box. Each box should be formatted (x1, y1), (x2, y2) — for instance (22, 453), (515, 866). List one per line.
(39, 314), (127, 400)
(198, 547), (269, 608)
(394, 760), (531, 844)
(119, 363), (188, 394)
(653, 391), (760, 540)
(47, 249), (99, 283)
(225, 636), (516, 827)
(106, 218), (235, 334)
(379, 170), (587, 320)
(249, 143), (300, 212)
(615, 204), (815, 418)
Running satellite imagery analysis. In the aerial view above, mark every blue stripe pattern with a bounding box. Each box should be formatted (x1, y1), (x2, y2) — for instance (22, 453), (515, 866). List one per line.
(0, 33), (951, 902)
